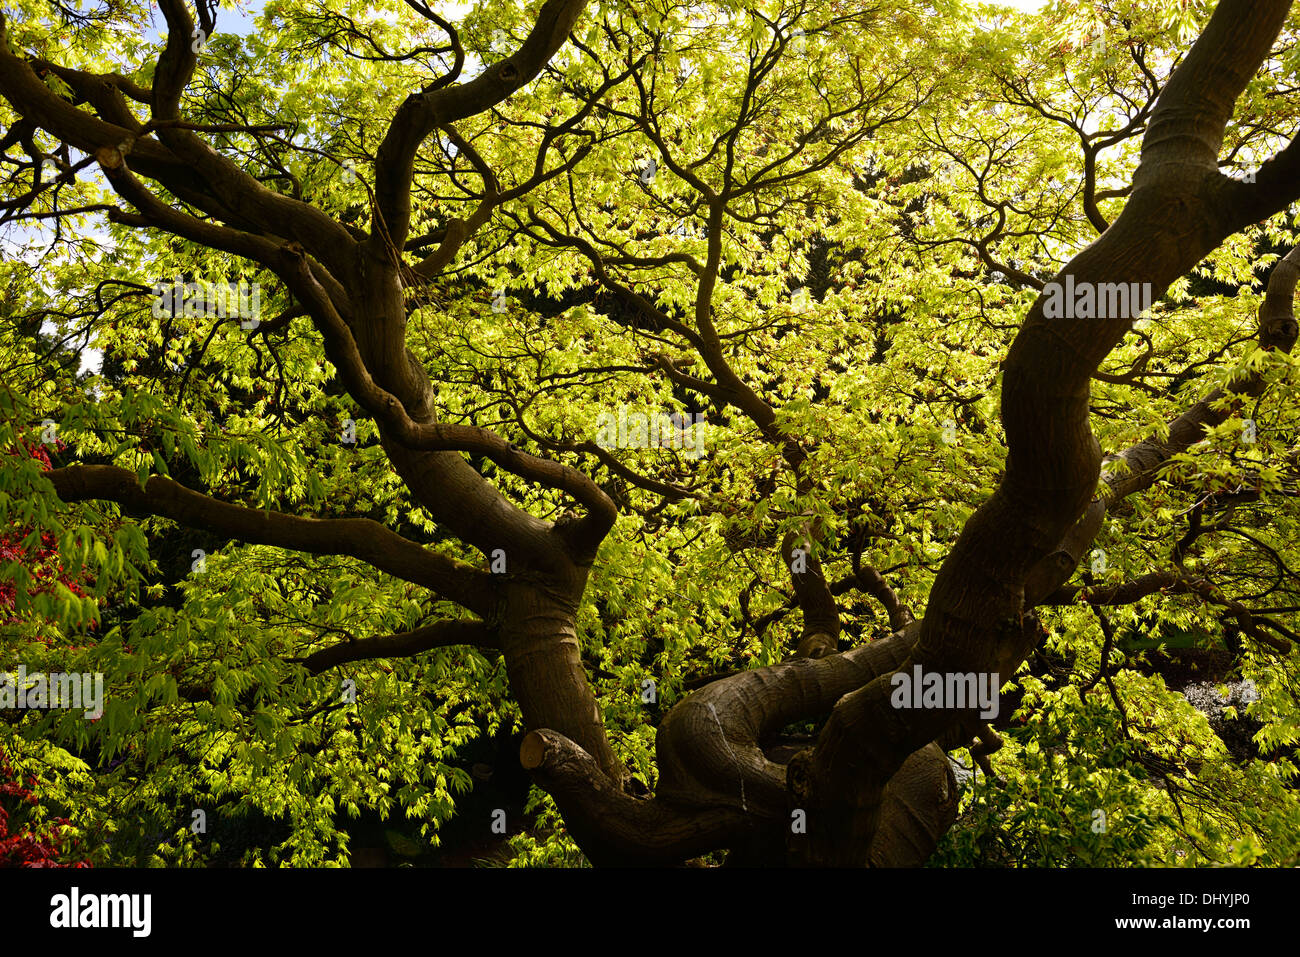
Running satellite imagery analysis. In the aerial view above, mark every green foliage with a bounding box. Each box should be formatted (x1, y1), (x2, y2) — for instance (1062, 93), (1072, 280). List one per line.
(2, 0), (1300, 866)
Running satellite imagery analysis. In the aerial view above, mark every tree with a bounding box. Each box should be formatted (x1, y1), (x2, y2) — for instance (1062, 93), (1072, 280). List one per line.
(2, 0), (1300, 866)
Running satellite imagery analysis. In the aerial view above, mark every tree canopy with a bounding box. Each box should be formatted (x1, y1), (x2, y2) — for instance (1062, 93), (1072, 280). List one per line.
(3, 0), (1300, 867)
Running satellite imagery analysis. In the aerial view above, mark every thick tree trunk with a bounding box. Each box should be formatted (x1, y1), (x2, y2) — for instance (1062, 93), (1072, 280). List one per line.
(498, 577), (623, 781)
(352, 254), (623, 778)
(13, 0), (1300, 870)
(784, 0), (1300, 865)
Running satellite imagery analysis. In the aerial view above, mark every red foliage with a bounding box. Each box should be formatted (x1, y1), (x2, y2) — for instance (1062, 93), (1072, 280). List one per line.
(0, 746), (90, 868)
(0, 436), (96, 866)
(0, 435), (95, 631)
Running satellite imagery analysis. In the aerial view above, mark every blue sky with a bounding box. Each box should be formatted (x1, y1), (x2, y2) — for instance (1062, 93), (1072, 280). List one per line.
(142, 0), (266, 44)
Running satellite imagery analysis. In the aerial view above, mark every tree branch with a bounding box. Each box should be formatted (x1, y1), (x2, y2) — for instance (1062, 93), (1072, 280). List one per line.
(45, 465), (495, 616)
(373, 0), (588, 246)
(299, 619), (497, 674)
